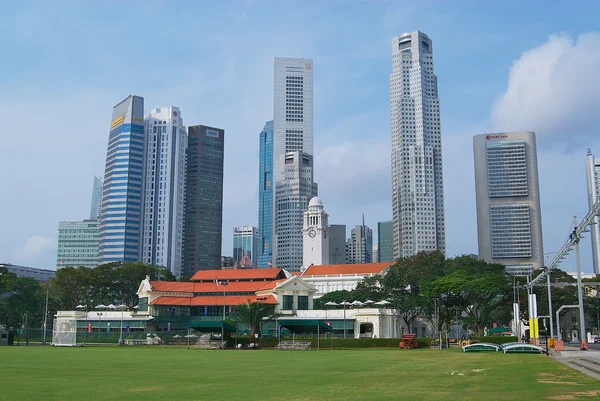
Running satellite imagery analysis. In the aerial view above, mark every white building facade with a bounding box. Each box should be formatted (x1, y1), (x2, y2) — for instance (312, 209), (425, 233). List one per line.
(275, 152), (318, 272)
(586, 149), (600, 274)
(390, 31), (445, 260)
(142, 107), (188, 278)
(302, 197), (329, 270)
(473, 132), (544, 274)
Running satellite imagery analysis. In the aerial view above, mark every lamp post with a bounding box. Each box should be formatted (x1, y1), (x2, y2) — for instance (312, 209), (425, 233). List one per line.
(42, 285), (49, 345)
(118, 304), (126, 345)
(571, 216), (587, 350)
(220, 281), (228, 348)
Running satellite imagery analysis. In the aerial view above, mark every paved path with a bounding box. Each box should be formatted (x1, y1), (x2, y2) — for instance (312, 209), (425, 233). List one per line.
(553, 345), (600, 380)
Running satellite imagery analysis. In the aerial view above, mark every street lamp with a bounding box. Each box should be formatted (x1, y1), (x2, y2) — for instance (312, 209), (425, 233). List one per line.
(220, 281), (229, 348)
(118, 304), (127, 345)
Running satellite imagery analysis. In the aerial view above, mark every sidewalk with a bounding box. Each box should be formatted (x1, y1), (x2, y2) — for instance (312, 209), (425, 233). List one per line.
(553, 345), (600, 380)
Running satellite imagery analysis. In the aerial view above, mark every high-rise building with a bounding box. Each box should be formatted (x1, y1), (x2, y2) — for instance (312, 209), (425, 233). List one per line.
(377, 220), (394, 262)
(372, 245), (379, 263)
(258, 120), (274, 268)
(347, 219), (373, 264)
(328, 224), (347, 265)
(141, 107), (187, 278)
(473, 131), (544, 275)
(182, 125), (224, 278)
(57, 220), (100, 269)
(390, 31), (445, 259)
(586, 149), (600, 274)
(275, 151), (318, 272)
(302, 197), (329, 270)
(90, 176), (103, 220)
(233, 226), (259, 268)
(98, 95), (145, 263)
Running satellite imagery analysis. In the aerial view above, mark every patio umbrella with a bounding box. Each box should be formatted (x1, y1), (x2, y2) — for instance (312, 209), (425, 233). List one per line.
(340, 301), (352, 306)
(117, 304), (127, 309)
(172, 334), (182, 338)
(95, 304), (107, 309)
(351, 300), (363, 307)
(75, 304), (84, 309)
(106, 304), (116, 309)
(133, 305), (139, 309)
(324, 301), (338, 307)
(184, 334), (198, 338)
(374, 300), (391, 306)
(363, 300), (375, 305)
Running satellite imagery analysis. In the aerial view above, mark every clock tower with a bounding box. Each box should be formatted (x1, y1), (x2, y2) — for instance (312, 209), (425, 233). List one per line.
(302, 197), (330, 271)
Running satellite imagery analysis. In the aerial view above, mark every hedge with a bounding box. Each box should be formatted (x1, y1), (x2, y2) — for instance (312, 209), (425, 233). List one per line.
(236, 337), (433, 349)
(473, 336), (518, 345)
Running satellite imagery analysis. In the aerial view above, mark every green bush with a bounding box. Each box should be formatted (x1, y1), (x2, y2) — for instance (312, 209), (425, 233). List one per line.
(473, 336), (518, 345)
(251, 337), (432, 349)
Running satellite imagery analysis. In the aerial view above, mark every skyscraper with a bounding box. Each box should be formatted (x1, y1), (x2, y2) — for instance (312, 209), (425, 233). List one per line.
(377, 220), (394, 262)
(275, 151), (318, 272)
(98, 95), (145, 263)
(258, 120), (274, 268)
(90, 176), (103, 220)
(57, 220), (99, 269)
(141, 107), (187, 278)
(182, 125), (224, 278)
(473, 131), (544, 275)
(586, 149), (600, 274)
(347, 220), (373, 264)
(270, 57), (317, 269)
(328, 224), (347, 265)
(390, 31), (445, 259)
(233, 226), (259, 267)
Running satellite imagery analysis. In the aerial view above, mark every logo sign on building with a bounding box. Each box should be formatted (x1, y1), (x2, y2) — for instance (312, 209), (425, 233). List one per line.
(206, 129), (220, 138)
(111, 115), (124, 128)
(126, 322), (130, 333)
(485, 134), (508, 140)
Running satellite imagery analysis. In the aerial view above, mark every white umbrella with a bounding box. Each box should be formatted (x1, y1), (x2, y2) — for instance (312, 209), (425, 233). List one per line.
(75, 304), (84, 309)
(340, 301), (352, 306)
(364, 300), (375, 305)
(117, 304), (127, 309)
(324, 301), (338, 306)
(172, 334), (182, 338)
(106, 304), (116, 309)
(351, 300), (363, 306)
(184, 334), (198, 338)
(374, 300), (391, 306)
(95, 304), (107, 309)
(133, 305), (139, 309)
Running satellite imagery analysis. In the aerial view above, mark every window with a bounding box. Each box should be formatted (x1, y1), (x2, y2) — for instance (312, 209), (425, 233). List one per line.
(138, 297), (149, 312)
(283, 295), (293, 310)
(297, 296), (309, 310)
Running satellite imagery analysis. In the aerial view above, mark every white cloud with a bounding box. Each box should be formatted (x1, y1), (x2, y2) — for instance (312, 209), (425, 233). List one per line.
(491, 32), (600, 143)
(14, 235), (55, 262)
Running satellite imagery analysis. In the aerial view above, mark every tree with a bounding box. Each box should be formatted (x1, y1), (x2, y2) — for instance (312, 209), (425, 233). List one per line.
(233, 301), (274, 339)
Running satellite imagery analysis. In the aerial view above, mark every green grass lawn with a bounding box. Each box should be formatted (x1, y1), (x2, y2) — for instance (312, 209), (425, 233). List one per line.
(1, 346), (599, 401)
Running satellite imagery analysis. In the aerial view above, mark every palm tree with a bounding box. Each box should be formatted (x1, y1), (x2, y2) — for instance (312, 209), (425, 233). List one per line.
(234, 300), (273, 339)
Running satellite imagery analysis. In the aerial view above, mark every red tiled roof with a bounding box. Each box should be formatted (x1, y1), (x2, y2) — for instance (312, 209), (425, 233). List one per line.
(150, 295), (277, 306)
(149, 281), (195, 292)
(190, 267), (285, 281)
(302, 262), (392, 276)
(150, 280), (281, 294)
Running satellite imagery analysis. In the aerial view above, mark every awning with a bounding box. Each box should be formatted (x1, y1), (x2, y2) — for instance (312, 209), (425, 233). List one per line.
(277, 319), (333, 333)
(188, 320), (237, 333)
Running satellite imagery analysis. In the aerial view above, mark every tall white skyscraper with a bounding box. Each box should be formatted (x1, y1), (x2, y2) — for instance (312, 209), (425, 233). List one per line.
(473, 132), (544, 275)
(275, 151), (318, 272)
(269, 57), (318, 269)
(89, 175), (103, 220)
(390, 31), (445, 259)
(586, 149), (600, 274)
(141, 107), (187, 278)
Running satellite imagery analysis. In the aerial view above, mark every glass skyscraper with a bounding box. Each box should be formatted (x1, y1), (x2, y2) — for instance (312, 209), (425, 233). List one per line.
(89, 175), (103, 220)
(233, 226), (258, 267)
(182, 125), (224, 277)
(57, 220), (100, 269)
(377, 220), (394, 262)
(98, 95), (145, 263)
(258, 120), (274, 268)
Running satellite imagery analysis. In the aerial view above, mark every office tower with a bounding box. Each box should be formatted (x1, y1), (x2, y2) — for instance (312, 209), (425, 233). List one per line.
(372, 245), (379, 263)
(473, 131), (544, 274)
(182, 125), (224, 277)
(328, 224), (347, 265)
(586, 149), (600, 274)
(258, 120), (274, 268)
(347, 218), (373, 264)
(57, 220), (99, 269)
(390, 31), (445, 259)
(275, 151), (318, 272)
(90, 176), (103, 220)
(98, 95), (145, 263)
(233, 226), (259, 267)
(377, 220), (394, 262)
(302, 197), (329, 270)
(141, 107), (187, 278)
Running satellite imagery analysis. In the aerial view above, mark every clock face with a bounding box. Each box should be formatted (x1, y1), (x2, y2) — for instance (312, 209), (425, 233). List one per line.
(308, 228), (316, 238)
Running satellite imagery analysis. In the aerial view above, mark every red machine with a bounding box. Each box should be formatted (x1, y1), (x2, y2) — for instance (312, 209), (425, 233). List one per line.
(399, 334), (418, 349)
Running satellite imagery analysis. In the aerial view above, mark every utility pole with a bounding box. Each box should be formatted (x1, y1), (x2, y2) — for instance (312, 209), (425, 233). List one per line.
(42, 285), (49, 345)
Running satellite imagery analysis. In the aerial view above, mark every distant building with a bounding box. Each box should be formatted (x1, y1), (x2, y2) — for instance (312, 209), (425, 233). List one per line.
(1, 263), (56, 282)
(275, 151), (318, 272)
(221, 256), (235, 269)
(473, 131), (544, 275)
(89, 176), (103, 220)
(142, 107), (187, 278)
(182, 125), (224, 277)
(328, 224), (346, 265)
(377, 221), (394, 262)
(347, 219), (373, 264)
(98, 95), (145, 264)
(301, 262), (393, 298)
(257, 120), (274, 268)
(56, 220), (100, 269)
(233, 226), (259, 268)
(586, 149), (600, 275)
(372, 245), (379, 263)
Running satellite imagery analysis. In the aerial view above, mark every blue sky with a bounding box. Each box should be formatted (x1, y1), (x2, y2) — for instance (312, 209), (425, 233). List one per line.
(2, 0), (600, 272)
